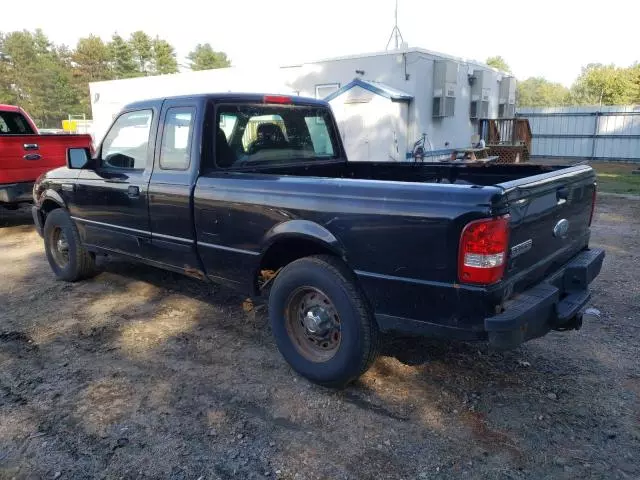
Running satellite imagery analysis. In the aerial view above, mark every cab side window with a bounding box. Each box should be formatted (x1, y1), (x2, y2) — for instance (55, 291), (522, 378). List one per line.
(101, 110), (153, 170)
(159, 107), (195, 170)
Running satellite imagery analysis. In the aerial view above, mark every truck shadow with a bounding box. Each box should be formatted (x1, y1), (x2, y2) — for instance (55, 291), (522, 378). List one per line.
(380, 333), (469, 365)
(96, 256), (248, 312)
(0, 206), (34, 229)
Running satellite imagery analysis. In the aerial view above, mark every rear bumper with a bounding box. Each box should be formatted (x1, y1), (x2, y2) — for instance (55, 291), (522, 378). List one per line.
(0, 182), (34, 204)
(373, 248), (605, 348)
(484, 248), (605, 348)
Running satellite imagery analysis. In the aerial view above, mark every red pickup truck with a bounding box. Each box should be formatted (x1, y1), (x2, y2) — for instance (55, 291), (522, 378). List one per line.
(0, 104), (93, 208)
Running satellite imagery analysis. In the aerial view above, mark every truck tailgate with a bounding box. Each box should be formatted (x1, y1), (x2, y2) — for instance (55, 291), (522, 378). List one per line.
(499, 165), (596, 292)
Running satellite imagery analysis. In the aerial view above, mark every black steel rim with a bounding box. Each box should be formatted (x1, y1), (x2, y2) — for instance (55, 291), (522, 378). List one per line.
(284, 286), (341, 363)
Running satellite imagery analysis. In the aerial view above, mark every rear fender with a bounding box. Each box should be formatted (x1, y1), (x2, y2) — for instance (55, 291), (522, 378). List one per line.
(261, 220), (345, 258)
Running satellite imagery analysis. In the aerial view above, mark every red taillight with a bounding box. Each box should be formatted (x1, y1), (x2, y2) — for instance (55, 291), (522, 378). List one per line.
(588, 185), (597, 226)
(263, 95), (291, 104)
(458, 215), (510, 285)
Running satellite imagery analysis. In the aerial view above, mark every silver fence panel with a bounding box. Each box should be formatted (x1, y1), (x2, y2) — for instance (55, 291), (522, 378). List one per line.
(517, 106), (640, 161)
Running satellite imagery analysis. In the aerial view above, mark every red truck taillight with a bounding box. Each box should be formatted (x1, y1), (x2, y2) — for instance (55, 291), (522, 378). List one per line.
(458, 216), (510, 285)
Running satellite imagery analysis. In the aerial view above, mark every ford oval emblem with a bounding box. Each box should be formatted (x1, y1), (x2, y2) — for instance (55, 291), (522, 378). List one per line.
(553, 219), (570, 238)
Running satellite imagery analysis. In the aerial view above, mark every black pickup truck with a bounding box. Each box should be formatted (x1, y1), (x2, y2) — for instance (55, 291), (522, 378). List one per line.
(32, 93), (604, 387)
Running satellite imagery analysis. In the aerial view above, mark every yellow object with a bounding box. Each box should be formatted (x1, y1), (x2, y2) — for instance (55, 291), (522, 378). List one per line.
(62, 120), (77, 132)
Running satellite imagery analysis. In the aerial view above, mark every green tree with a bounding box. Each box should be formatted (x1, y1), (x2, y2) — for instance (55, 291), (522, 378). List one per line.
(31, 28), (57, 58)
(187, 43), (231, 71)
(628, 63), (640, 103)
(129, 30), (153, 75)
(108, 34), (139, 79)
(0, 30), (79, 126)
(517, 77), (570, 107)
(151, 37), (178, 75)
(70, 36), (114, 116)
(486, 56), (511, 73)
(73, 35), (112, 83)
(570, 63), (634, 106)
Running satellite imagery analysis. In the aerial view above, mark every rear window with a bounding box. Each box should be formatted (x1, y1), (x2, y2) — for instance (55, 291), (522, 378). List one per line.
(215, 104), (338, 168)
(0, 111), (35, 135)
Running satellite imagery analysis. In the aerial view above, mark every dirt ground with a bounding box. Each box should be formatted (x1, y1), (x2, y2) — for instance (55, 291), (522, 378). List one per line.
(1, 196), (638, 480)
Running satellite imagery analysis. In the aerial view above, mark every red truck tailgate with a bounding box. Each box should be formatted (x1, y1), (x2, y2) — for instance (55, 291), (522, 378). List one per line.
(0, 134), (93, 184)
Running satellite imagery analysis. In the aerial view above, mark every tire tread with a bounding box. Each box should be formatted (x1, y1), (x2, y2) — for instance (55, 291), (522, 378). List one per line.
(272, 254), (379, 387)
(44, 209), (96, 281)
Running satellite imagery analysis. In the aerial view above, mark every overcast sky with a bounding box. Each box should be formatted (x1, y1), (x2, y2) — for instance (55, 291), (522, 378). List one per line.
(2, 0), (638, 86)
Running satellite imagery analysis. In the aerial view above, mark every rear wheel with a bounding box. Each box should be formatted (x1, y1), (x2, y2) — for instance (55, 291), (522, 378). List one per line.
(268, 255), (379, 388)
(43, 209), (96, 281)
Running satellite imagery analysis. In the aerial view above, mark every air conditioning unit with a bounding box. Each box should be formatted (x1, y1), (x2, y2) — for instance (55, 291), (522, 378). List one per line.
(470, 101), (478, 119)
(470, 70), (493, 119)
(470, 100), (489, 119)
(433, 60), (458, 118)
(499, 103), (516, 118)
(479, 100), (489, 118)
(433, 96), (456, 117)
(499, 76), (517, 118)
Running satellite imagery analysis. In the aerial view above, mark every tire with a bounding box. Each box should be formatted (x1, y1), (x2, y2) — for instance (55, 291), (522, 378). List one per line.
(268, 255), (379, 388)
(43, 209), (96, 281)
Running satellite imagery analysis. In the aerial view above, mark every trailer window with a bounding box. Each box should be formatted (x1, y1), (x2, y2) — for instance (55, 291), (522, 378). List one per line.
(215, 104), (338, 168)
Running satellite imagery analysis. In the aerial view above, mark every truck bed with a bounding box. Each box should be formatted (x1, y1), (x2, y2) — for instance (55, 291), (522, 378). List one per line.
(231, 160), (566, 185)
(195, 159), (595, 332)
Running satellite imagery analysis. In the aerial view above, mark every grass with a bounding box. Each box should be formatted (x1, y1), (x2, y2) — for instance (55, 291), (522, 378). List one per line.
(591, 162), (640, 195)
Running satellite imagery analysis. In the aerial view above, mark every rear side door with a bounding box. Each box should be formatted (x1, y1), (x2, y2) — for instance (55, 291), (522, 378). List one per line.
(72, 108), (158, 256)
(0, 134), (93, 184)
(146, 99), (203, 274)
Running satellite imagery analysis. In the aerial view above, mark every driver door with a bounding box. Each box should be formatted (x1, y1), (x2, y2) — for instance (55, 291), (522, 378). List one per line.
(72, 108), (157, 256)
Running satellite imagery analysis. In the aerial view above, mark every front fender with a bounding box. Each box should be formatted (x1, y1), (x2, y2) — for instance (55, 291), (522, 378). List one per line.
(39, 189), (66, 210)
(261, 219), (346, 258)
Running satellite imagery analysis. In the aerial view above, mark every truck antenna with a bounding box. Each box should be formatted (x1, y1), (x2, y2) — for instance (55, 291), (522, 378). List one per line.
(386, 0), (405, 50)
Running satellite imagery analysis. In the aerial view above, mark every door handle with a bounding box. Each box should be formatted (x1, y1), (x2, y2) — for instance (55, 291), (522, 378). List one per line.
(23, 154), (42, 161)
(23, 143), (39, 150)
(127, 185), (140, 198)
(556, 187), (569, 205)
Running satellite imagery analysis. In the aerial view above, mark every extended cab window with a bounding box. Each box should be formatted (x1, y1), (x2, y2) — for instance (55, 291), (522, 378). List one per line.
(215, 104), (338, 168)
(0, 111), (35, 134)
(101, 110), (152, 170)
(160, 107), (195, 170)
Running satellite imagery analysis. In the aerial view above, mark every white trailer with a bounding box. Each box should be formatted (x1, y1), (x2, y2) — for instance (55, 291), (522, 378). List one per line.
(89, 47), (515, 162)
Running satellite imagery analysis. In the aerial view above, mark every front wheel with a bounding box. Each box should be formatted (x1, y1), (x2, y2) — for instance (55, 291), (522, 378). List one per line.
(43, 209), (96, 281)
(268, 255), (379, 388)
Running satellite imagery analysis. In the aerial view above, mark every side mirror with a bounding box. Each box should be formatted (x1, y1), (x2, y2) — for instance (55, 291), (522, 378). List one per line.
(67, 147), (91, 169)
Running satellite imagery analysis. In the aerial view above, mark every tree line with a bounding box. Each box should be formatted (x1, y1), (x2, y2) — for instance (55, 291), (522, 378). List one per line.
(0, 29), (230, 127)
(486, 56), (640, 108)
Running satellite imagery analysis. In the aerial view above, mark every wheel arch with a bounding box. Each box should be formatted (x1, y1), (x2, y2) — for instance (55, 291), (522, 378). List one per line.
(37, 190), (67, 226)
(255, 220), (348, 295)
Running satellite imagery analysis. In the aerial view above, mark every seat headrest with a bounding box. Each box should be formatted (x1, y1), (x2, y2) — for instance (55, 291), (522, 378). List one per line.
(257, 123), (285, 143)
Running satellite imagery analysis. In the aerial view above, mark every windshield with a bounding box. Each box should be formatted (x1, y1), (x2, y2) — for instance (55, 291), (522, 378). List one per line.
(215, 104), (339, 168)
